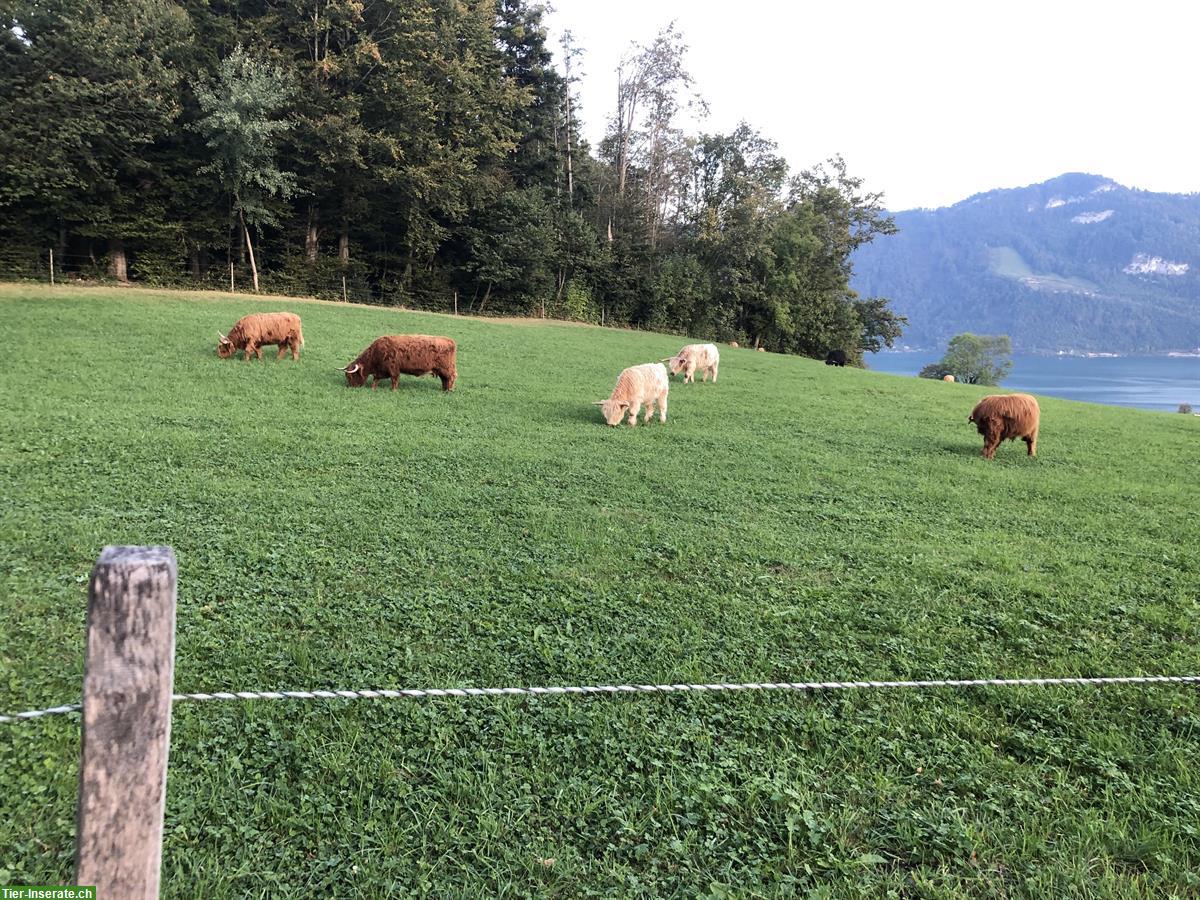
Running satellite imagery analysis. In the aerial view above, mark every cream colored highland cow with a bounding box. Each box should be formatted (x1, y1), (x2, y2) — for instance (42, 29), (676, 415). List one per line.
(663, 343), (720, 383)
(594, 363), (669, 427)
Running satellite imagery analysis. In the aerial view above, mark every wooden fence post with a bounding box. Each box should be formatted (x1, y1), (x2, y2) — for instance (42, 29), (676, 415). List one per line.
(49, 248), (55, 286)
(75, 546), (178, 899)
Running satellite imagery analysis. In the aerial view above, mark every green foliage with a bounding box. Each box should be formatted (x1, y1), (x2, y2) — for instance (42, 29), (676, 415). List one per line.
(920, 333), (1013, 385)
(193, 46), (297, 229)
(2, 286), (1199, 896)
(1, 3), (905, 357)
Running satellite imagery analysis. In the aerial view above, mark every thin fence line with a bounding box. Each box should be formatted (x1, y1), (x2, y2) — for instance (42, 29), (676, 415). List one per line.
(3, 674), (1198, 726)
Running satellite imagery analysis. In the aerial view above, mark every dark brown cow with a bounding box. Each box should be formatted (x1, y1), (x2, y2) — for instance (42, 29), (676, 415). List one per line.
(340, 335), (457, 392)
(968, 393), (1040, 459)
(218, 312), (304, 361)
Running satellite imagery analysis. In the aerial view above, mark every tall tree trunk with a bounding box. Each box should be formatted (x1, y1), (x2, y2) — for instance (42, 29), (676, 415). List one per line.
(565, 91), (574, 206)
(339, 220), (349, 265)
(189, 242), (201, 279)
(108, 238), (128, 282)
(239, 208), (260, 292)
(478, 282), (492, 312)
(306, 204), (319, 263)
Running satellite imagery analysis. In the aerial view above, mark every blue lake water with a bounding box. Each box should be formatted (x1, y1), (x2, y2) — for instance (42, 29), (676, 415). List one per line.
(867, 352), (1200, 412)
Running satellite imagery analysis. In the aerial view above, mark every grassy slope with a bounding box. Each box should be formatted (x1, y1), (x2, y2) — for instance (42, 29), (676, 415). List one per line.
(1, 284), (1197, 897)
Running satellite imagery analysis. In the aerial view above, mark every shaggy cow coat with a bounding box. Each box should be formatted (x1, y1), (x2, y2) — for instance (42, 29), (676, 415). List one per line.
(968, 393), (1040, 459)
(218, 312), (304, 360)
(341, 335), (458, 391)
(595, 363), (669, 426)
(825, 349), (847, 367)
(664, 343), (720, 383)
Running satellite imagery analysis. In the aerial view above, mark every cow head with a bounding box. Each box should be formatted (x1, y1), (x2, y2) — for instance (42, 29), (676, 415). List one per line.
(216, 332), (234, 358)
(594, 399), (629, 426)
(662, 356), (686, 377)
(340, 362), (367, 387)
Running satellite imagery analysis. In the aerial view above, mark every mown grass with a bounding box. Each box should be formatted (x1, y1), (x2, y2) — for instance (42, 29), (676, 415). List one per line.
(1, 283), (1198, 897)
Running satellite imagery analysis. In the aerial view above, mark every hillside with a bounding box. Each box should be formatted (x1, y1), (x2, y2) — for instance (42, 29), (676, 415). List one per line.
(2, 285), (1198, 896)
(852, 173), (1200, 353)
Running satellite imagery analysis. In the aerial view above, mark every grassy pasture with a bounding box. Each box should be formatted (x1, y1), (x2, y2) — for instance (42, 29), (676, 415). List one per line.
(1, 283), (1198, 897)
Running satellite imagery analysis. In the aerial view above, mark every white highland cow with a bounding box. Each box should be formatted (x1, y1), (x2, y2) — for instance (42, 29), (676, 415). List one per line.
(594, 363), (669, 427)
(663, 343), (719, 383)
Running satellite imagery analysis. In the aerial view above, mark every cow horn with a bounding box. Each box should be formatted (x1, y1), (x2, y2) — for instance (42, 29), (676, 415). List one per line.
(217, 332), (227, 341)
(660, 357), (674, 362)
(591, 400), (605, 405)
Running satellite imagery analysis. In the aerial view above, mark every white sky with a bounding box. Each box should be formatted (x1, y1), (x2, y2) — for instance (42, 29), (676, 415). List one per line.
(544, 0), (1200, 211)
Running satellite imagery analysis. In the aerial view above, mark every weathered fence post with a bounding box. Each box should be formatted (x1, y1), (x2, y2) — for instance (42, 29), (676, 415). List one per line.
(75, 546), (178, 898)
(342, 274), (348, 303)
(49, 248), (55, 286)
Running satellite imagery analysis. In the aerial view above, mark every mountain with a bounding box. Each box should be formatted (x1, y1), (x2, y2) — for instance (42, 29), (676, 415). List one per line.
(851, 173), (1200, 353)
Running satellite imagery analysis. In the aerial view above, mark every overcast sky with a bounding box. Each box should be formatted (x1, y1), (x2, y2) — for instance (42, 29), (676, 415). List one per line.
(543, 0), (1200, 211)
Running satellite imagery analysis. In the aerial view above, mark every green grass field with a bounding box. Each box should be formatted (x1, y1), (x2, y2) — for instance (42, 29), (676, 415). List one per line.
(2, 284), (1198, 897)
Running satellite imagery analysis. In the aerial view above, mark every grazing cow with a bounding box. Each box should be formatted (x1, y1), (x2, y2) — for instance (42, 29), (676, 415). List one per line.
(663, 343), (720, 384)
(218, 312), (304, 361)
(968, 393), (1040, 459)
(756, 346), (766, 353)
(824, 349), (847, 367)
(340, 335), (457, 391)
(943, 374), (956, 383)
(594, 363), (669, 426)
(729, 341), (739, 348)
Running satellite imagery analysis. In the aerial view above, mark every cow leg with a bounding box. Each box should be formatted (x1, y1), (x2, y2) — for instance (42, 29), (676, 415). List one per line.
(659, 392), (668, 423)
(983, 425), (1001, 459)
(277, 343), (287, 360)
(370, 376), (378, 390)
(391, 374), (399, 391)
(439, 371), (454, 391)
(711, 363), (718, 383)
(627, 400), (642, 426)
(643, 399), (654, 423)
(243, 343), (255, 361)
(1025, 431), (1037, 457)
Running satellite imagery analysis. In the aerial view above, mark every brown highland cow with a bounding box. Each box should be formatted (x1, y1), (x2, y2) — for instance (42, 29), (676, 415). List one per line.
(218, 312), (304, 361)
(340, 335), (457, 391)
(968, 393), (1040, 459)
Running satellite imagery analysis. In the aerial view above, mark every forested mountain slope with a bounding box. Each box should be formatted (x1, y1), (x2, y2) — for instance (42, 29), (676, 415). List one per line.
(852, 173), (1200, 352)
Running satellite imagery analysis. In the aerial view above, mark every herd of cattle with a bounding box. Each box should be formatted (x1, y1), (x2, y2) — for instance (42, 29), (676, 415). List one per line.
(216, 311), (1041, 458)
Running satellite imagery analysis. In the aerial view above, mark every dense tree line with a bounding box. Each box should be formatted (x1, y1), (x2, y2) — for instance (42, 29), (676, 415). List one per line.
(1, 0), (904, 360)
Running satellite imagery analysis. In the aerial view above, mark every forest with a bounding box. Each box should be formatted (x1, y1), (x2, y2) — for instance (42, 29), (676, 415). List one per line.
(0, 0), (905, 361)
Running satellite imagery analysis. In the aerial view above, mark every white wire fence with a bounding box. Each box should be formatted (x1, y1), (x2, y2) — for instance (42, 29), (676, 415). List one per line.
(5, 674), (1199, 726)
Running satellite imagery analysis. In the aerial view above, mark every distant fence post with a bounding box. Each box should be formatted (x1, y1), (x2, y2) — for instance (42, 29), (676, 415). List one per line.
(453, 289), (458, 316)
(49, 248), (55, 286)
(342, 274), (348, 303)
(229, 262), (234, 293)
(75, 546), (178, 899)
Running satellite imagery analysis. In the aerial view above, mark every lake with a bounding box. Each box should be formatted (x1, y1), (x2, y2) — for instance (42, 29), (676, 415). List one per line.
(866, 352), (1200, 412)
